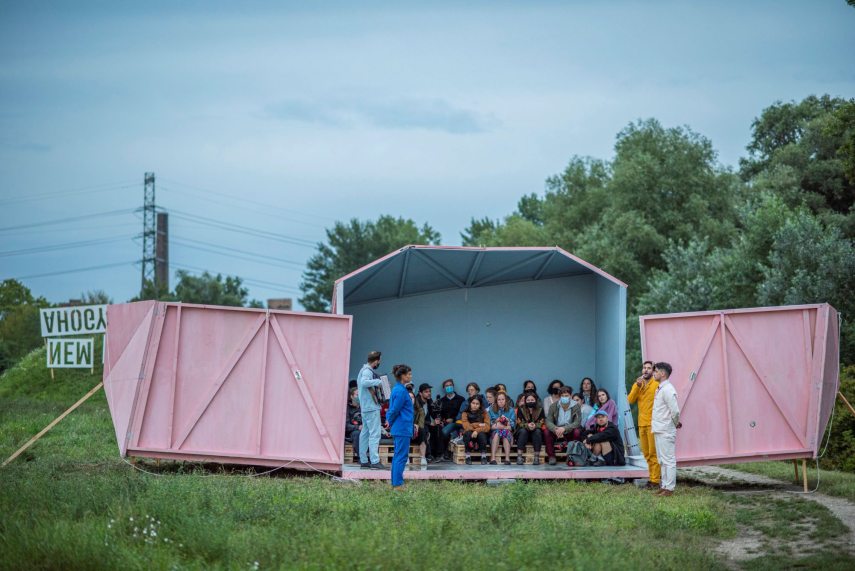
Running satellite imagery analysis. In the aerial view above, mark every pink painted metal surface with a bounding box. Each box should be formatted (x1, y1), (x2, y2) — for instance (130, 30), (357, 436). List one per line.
(104, 301), (352, 471)
(640, 304), (840, 465)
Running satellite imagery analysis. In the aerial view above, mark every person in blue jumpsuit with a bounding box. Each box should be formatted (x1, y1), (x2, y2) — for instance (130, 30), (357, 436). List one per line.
(386, 364), (415, 489)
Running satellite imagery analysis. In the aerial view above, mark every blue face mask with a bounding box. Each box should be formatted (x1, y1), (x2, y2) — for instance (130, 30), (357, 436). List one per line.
(560, 396), (571, 405)
(445, 386), (454, 394)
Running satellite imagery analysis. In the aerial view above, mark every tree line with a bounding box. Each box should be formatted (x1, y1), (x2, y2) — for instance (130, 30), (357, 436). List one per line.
(300, 95), (855, 372)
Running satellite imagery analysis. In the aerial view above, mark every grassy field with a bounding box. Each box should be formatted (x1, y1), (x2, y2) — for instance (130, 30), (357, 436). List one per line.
(1, 347), (854, 570)
(725, 461), (855, 503)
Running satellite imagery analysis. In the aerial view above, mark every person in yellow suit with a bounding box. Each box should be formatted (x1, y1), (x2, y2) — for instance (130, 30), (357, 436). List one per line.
(628, 360), (659, 489)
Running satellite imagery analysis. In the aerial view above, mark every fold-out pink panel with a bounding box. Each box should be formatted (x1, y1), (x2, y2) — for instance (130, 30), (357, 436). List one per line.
(104, 302), (352, 470)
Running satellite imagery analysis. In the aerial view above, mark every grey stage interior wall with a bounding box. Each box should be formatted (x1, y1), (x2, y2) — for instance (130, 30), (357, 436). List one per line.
(346, 275), (622, 403)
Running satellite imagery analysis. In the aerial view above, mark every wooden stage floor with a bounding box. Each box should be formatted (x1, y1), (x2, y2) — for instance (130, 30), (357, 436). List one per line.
(342, 456), (650, 481)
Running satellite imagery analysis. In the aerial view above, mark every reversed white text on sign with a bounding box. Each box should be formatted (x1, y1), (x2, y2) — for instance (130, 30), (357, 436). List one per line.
(40, 305), (107, 337)
(47, 338), (94, 368)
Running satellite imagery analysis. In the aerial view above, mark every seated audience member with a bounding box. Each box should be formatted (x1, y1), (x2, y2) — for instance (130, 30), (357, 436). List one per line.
(409, 383), (430, 466)
(583, 409), (626, 466)
(414, 383), (435, 462)
(542, 379), (565, 410)
(516, 379), (540, 405)
(345, 386), (362, 462)
(495, 383), (508, 395)
(579, 377), (598, 408)
(514, 391), (544, 465)
(585, 389), (617, 430)
(457, 382), (487, 420)
(544, 386), (582, 465)
(489, 392), (516, 465)
(573, 393), (593, 424)
(434, 379), (465, 461)
(460, 396), (491, 465)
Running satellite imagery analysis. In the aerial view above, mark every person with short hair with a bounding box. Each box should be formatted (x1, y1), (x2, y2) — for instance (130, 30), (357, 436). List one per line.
(544, 386), (581, 465)
(387, 364), (415, 490)
(414, 383), (434, 464)
(652, 362), (682, 496)
(514, 390), (544, 465)
(457, 382), (487, 420)
(583, 409), (626, 466)
(357, 351), (385, 469)
(584, 388), (617, 429)
(542, 379), (565, 410)
(572, 393), (593, 422)
(460, 396), (491, 465)
(628, 360), (660, 489)
(345, 386), (362, 463)
(435, 379), (465, 461)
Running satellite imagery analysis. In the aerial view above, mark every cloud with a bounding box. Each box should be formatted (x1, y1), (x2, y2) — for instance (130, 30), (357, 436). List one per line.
(266, 97), (496, 134)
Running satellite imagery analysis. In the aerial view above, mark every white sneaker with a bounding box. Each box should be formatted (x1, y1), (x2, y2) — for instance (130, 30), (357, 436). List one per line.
(420, 457), (428, 466)
(451, 436), (464, 445)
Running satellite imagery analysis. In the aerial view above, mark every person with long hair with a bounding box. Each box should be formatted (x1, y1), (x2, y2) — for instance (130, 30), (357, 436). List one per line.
(585, 388), (617, 430)
(460, 396), (491, 464)
(542, 379), (565, 410)
(414, 383), (435, 463)
(387, 364), (415, 490)
(579, 377), (598, 407)
(514, 390), (544, 465)
(488, 391), (516, 465)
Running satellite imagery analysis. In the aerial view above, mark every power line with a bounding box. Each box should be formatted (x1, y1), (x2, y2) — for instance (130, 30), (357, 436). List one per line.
(164, 208), (319, 248)
(0, 222), (136, 238)
(10, 260), (137, 280)
(0, 181), (138, 206)
(171, 261), (301, 294)
(0, 208), (136, 232)
(0, 235), (134, 257)
(159, 185), (324, 229)
(158, 177), (335, 223)
(172, 237), (306, 268)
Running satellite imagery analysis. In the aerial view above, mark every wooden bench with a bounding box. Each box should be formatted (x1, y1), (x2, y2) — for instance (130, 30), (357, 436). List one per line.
(344, 443), (424, 464)
(452, 443), (568, 465)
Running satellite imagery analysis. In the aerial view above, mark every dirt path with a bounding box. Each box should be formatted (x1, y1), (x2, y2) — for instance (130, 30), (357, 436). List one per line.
(684, 465), (855, 564)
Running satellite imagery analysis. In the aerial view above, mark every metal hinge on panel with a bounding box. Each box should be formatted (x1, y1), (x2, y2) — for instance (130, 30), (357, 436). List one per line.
(294, 370), (302, 381)
(689, 371), (697, 382)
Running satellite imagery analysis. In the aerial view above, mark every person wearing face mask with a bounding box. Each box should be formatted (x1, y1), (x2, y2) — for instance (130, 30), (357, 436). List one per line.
(542, 379), (565, 410)
(514, 390), (544, 465)
(357, 350), (386, 469)
(515, 379), (540, 406)
(344, 386), (362, 463)
(435, 378), (465, 461)
(544, 386), (581, 465)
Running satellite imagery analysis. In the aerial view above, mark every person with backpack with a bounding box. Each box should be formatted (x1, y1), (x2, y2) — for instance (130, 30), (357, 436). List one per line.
(357, 350), (386, 469)
(583, 409), (626, 466)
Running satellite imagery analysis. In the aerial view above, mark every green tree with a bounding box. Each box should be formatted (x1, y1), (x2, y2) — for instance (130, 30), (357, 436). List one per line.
(300, 215), (441, 312)
(0, 279), (49, 372)
(740, 95), (855, 235)
(172, 271), (251, 307)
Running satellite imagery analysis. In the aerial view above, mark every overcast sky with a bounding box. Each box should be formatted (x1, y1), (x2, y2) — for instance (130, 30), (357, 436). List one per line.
(1, 1), (853, 308)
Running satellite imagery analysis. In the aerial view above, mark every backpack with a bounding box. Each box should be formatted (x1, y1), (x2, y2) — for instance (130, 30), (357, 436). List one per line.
(566, 441), (590, 467)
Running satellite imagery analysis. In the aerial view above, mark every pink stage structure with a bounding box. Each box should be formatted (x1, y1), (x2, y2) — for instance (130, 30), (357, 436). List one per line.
(102, 247), (840, 481)
(640, 303), (840, 466)
(103, 301), (351, 471)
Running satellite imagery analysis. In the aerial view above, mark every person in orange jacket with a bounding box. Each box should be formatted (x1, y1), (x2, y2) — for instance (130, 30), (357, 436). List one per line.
(628, 360), (660, 489)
